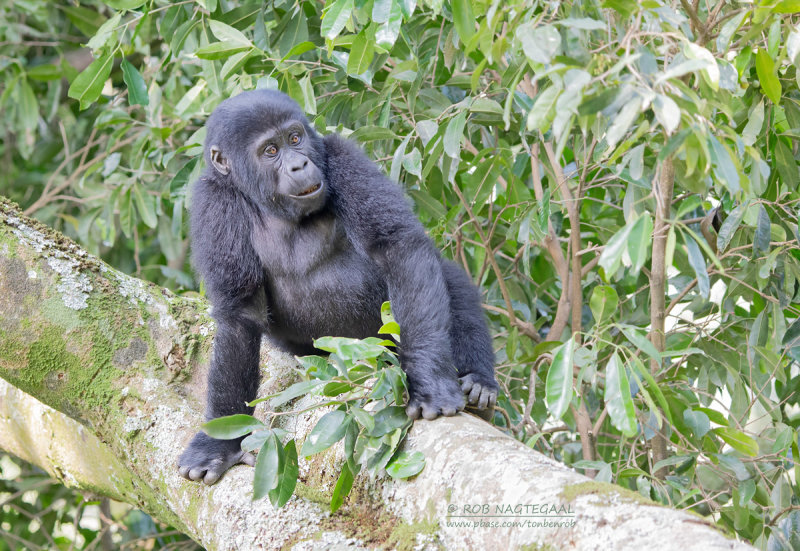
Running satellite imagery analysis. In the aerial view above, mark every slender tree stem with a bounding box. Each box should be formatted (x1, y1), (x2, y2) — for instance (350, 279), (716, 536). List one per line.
(649, 158), (675, 479)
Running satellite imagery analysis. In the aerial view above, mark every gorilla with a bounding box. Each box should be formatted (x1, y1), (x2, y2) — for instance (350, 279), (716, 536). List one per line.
(178, 89), (498, 485)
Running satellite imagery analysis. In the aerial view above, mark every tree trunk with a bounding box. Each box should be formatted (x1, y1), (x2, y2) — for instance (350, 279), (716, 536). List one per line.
(0, 198), (754, 551)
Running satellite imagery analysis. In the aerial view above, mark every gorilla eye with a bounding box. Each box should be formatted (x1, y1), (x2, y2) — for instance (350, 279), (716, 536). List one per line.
(264, 144), (278, 156)
(289, 133), (302, 145)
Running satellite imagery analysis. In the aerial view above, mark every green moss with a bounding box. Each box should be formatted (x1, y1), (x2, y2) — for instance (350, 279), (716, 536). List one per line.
(385, 518), (440, 551)
(24, 327), (83, 395)
(295, 481), (329, 505)
(559, 481), (655, 506)
(519, 544), (558, 551)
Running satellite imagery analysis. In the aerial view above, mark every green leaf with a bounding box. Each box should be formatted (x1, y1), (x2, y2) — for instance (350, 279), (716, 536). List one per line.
(686, 43), (719, 90)
(652, 94), (680, 134)
(368, 406), (409, 437)
(606, 96), (642, 149)
(782, 317), (800, 347)
(774, 0), (800, 12)
(241, 429), (274, 452)
(742, 100), (764, 146)
(283, 41), (316, 60)
(590, 286), (618, 326)
(707, 135), (740, 194)
(202, 414), (265, 439)
(628, 354), (672, 426)
(655, 59), (709, 85)
(347, 31), (375, 76)
(754, 205), (771, 256)
(313, 336), (387, 360)
(386, 450), (425, 478)
(627, 213), (652, 273)
(715, 427), (759, 456)
(321, 0), (354, 39)
(132, 185), (157, 229)
(526, 85), (560, 132)
(254, 432), (282, 500)
(756, 49), (782, 104)
(17, 80), (38, 131)
(102, 0), (146, 10)
(578, 87), (620, 117)
(378, 321), (401, 336)
(598, 218), (634, 275)
(350, 406), (375, 432)
(557, 18), (606, 30)
(349, 126), (397, 142)
(299, 75), (317, 115)
(119, 189), (133, 238)
(774, 138), (799, 190)
(330, 461), (354, 512)
(696, 407), (727, 427)
(301, 410), (351, 457)
(618, 325), (661, 365)
(209, 20), (252, 46)
(121, 59), (149, 106)
(444, 111), (467, 159)
(717, 11), (748, 53)
(653, 455), (695, 474)
(520, 24), (560, 65)
(87, 12), (121, 51)
(64, 6), (106, 37)
(67, 53), (114, 110)
(26, 64), (62, 81)
(195, 42), (250, 60)
(269, 440), (298, 508)
(451, 0), (475, 44)
(545, 338), (574, 420)
(270, 380), (325, 409)
(375, 0), (402, 48)
(717, 202), (748, 253)
(604, 352), (637, 437)
(278, 13), (316, 56)
(683, 409), (710, 438)
(372, 0), (392, 22)
(684, 233), (710, 298)
(221, 50), (253, 81)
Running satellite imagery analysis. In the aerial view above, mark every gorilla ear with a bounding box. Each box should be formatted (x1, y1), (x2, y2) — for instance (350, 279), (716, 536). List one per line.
(209, 145), (230, 175)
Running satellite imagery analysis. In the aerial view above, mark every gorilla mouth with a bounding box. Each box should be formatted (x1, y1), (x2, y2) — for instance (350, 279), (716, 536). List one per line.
(292, 182), (323, 198)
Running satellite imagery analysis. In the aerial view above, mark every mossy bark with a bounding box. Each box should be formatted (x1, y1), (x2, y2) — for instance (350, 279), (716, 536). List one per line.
(0, 199), (756, 551)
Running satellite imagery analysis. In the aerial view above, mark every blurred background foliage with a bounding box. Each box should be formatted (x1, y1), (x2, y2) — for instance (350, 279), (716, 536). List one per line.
(1, 0), (800, 548)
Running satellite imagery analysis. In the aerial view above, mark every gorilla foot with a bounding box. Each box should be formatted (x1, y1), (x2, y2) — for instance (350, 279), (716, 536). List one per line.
(459, 374), (498, 410)
(178, 432), (255, 485)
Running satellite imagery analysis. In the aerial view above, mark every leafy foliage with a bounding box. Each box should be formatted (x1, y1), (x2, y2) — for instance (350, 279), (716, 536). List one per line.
(203, 303), (418, 511)
(0, 454), (198, 549)
(2, 0), (800, 547)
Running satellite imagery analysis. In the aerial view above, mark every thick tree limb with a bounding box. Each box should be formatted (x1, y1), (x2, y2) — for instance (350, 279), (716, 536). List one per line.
(0, 199), (754, 550)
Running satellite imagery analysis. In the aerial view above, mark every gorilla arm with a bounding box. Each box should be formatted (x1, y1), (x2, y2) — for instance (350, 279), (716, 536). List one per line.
(178, 176), (266, 485)
(323, 135), (465, 420)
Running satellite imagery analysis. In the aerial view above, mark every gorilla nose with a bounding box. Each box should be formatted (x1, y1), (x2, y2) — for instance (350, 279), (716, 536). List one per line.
(289, 158), (308, 172)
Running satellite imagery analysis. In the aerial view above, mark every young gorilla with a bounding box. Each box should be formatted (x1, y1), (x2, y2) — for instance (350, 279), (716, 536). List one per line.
(178, 90), (498, 485)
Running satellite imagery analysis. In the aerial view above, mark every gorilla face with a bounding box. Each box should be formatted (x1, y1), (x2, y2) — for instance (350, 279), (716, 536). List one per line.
(251, 119), (326, 216)
(204, 90), (327, 219)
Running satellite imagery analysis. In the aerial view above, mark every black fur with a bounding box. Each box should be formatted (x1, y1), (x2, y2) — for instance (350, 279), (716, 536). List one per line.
(178, 90), (498, 484)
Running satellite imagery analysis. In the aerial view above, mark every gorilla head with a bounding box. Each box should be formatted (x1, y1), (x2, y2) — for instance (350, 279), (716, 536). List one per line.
(204, 89), (328, 219)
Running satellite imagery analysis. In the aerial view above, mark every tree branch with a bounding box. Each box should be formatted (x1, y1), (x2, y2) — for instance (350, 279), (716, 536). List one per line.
(0, 198), (755, 551)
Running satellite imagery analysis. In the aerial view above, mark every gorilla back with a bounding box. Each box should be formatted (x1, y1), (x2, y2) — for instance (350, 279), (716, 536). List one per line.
(178, 89), (498, 485)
